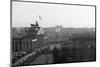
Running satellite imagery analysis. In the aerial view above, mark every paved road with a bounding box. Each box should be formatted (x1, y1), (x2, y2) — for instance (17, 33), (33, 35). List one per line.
(13, 43), (61, 66)
(30, 54), (53, 65)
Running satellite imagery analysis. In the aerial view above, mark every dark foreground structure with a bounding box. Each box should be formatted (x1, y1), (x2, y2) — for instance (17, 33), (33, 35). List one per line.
(11, 21), (96, 67)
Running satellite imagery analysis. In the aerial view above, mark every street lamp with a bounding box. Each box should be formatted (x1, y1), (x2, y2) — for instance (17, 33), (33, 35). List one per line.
(44, 36), (48, 64)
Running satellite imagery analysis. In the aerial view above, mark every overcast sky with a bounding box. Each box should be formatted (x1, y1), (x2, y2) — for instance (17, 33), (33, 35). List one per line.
(12, 1), (95, 28)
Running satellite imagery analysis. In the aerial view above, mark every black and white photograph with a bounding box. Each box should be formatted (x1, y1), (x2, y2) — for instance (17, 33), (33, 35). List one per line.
(11, 0), (96, 67)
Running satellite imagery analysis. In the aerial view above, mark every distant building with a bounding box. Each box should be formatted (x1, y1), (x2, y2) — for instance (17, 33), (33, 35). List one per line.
(55, 25), (63, 32)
